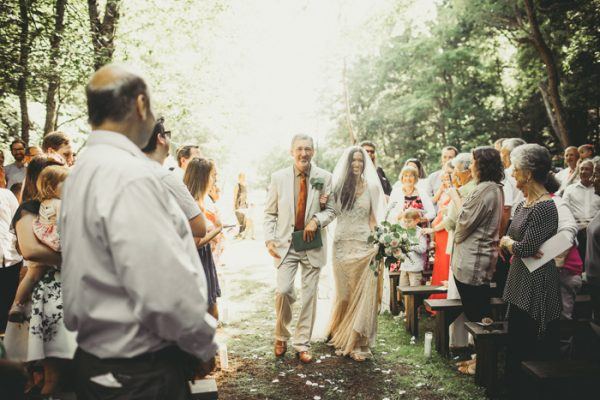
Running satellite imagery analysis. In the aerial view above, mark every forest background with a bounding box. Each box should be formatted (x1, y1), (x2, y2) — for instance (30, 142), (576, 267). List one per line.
(0, 0), (598, 186)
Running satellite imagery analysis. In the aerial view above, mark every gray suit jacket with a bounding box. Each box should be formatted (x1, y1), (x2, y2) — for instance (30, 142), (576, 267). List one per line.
(263, 165), (336, 267)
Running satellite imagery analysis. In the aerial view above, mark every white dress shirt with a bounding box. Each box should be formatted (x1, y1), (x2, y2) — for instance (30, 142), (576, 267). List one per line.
(562, 182), (600, 230)
(427, 170), (442, 198)
(0, 188), (22, 267)
(553, 196), (578, 241)
(504, 166), (524, 218)
(60, 130), (217, 360)
(152, 163), (201, 220)
(5, 162), (26, 189)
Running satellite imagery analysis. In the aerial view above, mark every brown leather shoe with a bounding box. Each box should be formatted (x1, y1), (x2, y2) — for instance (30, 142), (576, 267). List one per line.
(297, 351), (312, 364)
(274, 340), (287, 357)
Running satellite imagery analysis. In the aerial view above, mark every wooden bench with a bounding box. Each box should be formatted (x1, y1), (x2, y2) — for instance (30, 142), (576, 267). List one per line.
(424, 298), (506, 358)
(397, 285), (447, 338)
(521, 360), (600, 399)
(464, 321), (508, 395)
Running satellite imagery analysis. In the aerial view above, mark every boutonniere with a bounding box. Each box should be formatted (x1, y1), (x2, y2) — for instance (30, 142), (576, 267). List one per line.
(310, 177), (325, 191)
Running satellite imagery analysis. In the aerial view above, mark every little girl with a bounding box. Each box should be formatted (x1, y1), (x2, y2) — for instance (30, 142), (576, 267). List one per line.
(8, 165), (69, 322)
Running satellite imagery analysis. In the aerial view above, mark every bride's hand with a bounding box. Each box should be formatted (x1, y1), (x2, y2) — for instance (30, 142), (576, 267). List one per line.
(319, 194), (328, 210)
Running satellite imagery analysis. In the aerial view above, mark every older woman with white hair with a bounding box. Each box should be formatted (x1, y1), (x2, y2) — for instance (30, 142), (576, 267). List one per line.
(387, 165), (435, 225)
(499, 143), (561, 390)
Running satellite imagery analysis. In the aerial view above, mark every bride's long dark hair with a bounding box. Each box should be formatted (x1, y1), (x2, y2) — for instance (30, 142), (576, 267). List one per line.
(335, 146), (365, 211)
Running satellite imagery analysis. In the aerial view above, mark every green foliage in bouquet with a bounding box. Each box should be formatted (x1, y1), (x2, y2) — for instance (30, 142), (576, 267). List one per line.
(367, 221), (418, 276)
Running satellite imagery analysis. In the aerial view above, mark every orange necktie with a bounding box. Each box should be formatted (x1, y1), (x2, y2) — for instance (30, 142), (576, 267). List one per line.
(295, 173), (307, 230)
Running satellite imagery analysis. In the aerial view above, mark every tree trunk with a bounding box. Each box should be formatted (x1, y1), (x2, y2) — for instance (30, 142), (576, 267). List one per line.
(523, 0), (571, 149)
(43, 0), (67, 136)
(17, 0), (30, 143)
(88, 0), (122, 70)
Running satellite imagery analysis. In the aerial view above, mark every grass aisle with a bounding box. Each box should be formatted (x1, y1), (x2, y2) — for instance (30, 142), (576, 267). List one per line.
(214, 248), (486, 399)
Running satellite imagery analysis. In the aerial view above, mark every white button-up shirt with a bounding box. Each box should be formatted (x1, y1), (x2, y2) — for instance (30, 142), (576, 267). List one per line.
(0, 188), (22, 267)
(504, 166), (524, 218)
(5, 163), (26, 189)
(60, 130), (217, 360)
(563, 182), (600, 230)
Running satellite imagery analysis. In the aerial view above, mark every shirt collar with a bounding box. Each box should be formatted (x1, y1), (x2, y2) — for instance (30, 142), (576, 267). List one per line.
(575, 181), (592, 189)
(87, 130), (146, 159)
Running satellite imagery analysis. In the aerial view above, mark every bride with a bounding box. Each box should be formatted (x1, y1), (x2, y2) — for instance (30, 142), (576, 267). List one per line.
(327, 146), (386, 361)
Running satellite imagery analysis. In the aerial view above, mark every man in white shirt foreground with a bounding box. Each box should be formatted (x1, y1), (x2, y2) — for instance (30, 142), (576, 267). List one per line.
(60, 65), (217, 399)
(0, 188), (23, 333)
(142, 117), (207, 238)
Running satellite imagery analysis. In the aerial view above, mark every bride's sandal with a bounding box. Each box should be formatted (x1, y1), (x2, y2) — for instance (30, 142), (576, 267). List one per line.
(350, 353), (366, 362)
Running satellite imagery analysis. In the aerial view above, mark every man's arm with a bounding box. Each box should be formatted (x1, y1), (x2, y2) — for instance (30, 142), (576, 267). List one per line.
(108, 178), (217, 361)
(311, 173), (337, 228)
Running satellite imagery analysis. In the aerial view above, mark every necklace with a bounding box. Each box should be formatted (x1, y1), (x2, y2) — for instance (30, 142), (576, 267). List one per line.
(525, 191), (549, 207)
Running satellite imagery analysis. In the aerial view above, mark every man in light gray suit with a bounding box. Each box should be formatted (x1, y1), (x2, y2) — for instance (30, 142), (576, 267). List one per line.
(264, 134), (337, 363)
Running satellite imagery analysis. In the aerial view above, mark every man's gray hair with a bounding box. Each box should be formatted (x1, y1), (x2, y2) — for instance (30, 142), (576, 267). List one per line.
(511, 144), (552, 183)
(290, 134), (314, 149)
(452, 152), (472, 172)
(502, 138), (527, 153)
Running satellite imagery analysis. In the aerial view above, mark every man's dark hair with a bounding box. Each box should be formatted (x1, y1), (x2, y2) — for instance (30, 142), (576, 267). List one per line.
(141, 118), (166, 154)
(86, 75), (148, 126)
(472, 146), (504, 184)
(41, 131), (70, 152)
(176, 145), (200, 167)
(10, 139), (26, 151)
(443, 146), (459, 156)
(359, 140), (376, 150)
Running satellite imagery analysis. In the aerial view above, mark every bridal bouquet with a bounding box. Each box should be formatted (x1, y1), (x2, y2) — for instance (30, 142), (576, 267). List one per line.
(367, 221), (418, 276)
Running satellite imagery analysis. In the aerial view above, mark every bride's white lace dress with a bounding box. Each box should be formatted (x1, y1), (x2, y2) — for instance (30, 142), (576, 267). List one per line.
(327, 187), (381, 359)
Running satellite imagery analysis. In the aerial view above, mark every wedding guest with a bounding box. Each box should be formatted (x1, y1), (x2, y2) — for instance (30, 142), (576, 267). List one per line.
(234, 172), (249, 238)
(501, 138), (526, 217)
(556, 146), (580, 192)
(578, 144), (594, 161)
(494, 138), (525, 296)
(585, 158), (600, 323)
(500, 144), (561, 392)
(0, 150), (6, 188)
(360, 140), (392, 195)
(426, 146), (458, 198)
(60, 65), (217, 399)
(562, 159), (600, 260)
(404, 158), (429, 195)
(0, 187), (22, 333)
(545, 175), (581, 320)
(10, 155), (74, 395)
(388, 165), (435, 224)
(142, 118), (207, 238)
(5, 139), (26, 189)
(451, 147), (504, 326)
(493, 138), (505, 152)
(174, 144), (201, 179)
(24, 146), (42, 165)
(42, 131), (74, 166)
(207, 183), (226, 264)
(9, 183), (22, 204)
(398, 209), (427, 286)
(8, 165), (69, 323)
(422, 161), (454, 300)
(184, 157), (222, 319)
(442, 152), (476, 351)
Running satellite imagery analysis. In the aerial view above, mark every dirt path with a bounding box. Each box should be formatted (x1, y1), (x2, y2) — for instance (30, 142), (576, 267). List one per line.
(212, 205), (486, 400)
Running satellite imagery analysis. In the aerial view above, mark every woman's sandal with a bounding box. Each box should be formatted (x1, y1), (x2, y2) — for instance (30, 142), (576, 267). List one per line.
(349, 353), (366, 362)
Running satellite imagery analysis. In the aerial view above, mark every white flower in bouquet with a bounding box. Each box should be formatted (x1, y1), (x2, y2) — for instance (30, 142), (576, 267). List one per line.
(384, 247), (393, 256)
(392, 248), (403, 259)
(390, 239), (399, 248)
(379, 235), (386, 244)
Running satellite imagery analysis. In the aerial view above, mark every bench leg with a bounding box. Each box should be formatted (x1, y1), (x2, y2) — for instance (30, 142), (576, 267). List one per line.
(474, 336), (498, 395)
(390, 276), (400, 316)
(404, 295), (414, 334)
(434, 310), (461, 358)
